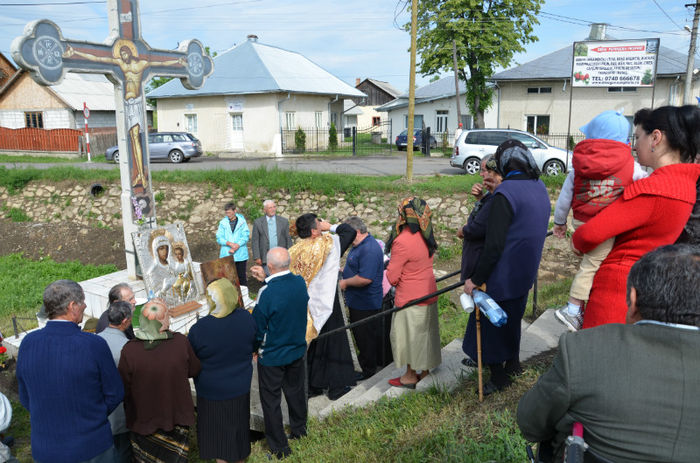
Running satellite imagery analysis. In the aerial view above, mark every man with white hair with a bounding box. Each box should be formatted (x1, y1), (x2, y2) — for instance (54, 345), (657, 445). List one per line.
(95, 282), (137, 338)
(17, 279), (123, 463)
(252, 200), (293, 270)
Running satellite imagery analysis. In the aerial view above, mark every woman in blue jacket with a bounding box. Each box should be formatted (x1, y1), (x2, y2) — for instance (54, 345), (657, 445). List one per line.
(216, 202), (250, 286)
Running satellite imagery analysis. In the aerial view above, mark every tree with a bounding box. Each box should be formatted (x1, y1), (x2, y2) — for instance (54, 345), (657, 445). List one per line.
(295, 127), (306, 152)
(411, 0), (542, 128)
(328, 122), (338, 151)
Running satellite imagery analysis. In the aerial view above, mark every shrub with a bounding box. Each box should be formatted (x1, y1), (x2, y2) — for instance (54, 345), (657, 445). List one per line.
(329, 122), (338, 151)
(295, 127), (306, 153)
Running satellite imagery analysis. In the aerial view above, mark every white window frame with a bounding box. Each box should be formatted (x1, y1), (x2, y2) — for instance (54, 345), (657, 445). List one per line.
(184, 113), (197, 133)
(285, 112), (296, 129)
(436, 110), (448, 133)
(231, 113), (243, 131)
(315, 111), (323, 128)
(525, 115), (550, 135)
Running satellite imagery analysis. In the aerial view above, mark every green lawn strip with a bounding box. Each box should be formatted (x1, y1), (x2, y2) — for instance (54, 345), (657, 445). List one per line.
(0, 254), (117, 336)
(0, 155), (85, 164)
(0, 166), (565, 198)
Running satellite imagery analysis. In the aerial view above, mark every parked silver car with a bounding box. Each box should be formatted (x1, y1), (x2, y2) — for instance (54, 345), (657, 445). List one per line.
(450, 129), (571, 176)
(105, 132), (203, 164)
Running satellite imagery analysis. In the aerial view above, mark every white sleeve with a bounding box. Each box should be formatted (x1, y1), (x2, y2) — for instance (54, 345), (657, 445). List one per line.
(553, 169), (575, 225)
(307, 235), (341, 332)
(632, 160), (650, 180)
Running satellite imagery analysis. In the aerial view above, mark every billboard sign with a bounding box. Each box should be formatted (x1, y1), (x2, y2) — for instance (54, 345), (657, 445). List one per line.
(572, 39), (660, 87)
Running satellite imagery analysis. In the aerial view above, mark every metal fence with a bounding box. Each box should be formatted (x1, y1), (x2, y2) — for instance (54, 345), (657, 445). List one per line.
(281, 122), (455, 156)
(537, 133), (585, 150)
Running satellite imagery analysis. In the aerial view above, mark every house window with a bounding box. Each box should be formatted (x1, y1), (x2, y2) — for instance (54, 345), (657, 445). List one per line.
(436, 110), (448, 133)
(315, 111), (323, 128)
(231, 114), (243, 131)
(25, 112), (43, 128)
(608, 87), (637, 93)
(526, 115), (550, 135)
(461, 115), (473, 130)
(285, 112), (296, 129)
(404, 114), (424, 129)
(527, 87), (552, 94)
(185, 114), (197, 133)
(372, 116), (381, 126)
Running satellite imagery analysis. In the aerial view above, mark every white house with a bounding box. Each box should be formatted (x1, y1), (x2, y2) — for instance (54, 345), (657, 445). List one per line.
(376, 76), (498, 146)
(490, 24), (699, 147)
(147, 35), (366, 155)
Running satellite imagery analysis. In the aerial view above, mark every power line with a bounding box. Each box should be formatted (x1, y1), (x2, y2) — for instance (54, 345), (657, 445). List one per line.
(651, 0), (684, 30)
(3, 1), (103, 5)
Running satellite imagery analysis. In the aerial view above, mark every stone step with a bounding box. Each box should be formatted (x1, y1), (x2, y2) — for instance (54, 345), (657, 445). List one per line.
(520, 308), (566, 362)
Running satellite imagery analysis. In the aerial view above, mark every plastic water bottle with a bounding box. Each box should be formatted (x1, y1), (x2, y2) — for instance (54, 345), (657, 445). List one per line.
(459, 293), (475, 313)
(473, 290), (508, 327)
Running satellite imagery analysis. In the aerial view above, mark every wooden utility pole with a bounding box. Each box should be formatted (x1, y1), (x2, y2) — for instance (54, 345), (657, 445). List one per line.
(685, 1), (700, 104)
(406, 0), (418, 182)
(452, 40), (462, 126)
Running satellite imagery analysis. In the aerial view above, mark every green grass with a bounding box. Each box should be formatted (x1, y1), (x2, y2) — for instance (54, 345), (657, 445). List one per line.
(0, 166), (565, 201)
(1, 253), (566, 461)
(0, 254), (117, 336)
(3, 207), (30, 222)
(0, 154), (84, 163)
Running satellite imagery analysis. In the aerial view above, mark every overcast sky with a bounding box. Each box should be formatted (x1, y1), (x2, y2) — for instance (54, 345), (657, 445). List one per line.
(1, 0), (695, 92)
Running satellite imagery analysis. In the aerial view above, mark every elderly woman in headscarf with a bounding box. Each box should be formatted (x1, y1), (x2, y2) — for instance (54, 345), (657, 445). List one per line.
(385, 197), (441, 389)
(187, 279), (257, 463)
(462, 140), (550, 395)
(118, 299), (201, 463)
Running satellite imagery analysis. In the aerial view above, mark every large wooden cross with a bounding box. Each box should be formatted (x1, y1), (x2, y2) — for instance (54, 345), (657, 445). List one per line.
(11, 0), (213, 278)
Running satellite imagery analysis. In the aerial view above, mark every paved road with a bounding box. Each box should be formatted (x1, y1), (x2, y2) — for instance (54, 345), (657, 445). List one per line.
(1, 155), (469, 177)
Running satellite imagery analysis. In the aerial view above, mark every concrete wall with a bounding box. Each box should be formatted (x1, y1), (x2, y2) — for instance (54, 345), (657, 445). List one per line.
(0, 179), (534, 251)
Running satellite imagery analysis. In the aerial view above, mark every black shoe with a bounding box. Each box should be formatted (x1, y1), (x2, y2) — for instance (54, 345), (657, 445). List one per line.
(327, 385), (352, 400)
(479, 380), (511, 397)
(355, 371), (373, 381)
(287, 432), (306, 441)
(307, 386), (323, 398)
(461, 357), (477, 368)
(504, 359), (523, 378)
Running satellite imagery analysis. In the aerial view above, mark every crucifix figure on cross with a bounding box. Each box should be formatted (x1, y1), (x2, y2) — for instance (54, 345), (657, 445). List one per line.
(11, 0), (213, 278)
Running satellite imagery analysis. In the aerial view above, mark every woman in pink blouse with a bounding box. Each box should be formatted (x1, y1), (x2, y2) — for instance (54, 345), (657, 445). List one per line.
(385, 197), (441, 388)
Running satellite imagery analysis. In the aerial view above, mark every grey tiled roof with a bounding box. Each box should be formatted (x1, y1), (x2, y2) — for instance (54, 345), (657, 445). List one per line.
(492, 42), (696, 81)
(148, 38), (365, 99)
(376, 75), (466, 111)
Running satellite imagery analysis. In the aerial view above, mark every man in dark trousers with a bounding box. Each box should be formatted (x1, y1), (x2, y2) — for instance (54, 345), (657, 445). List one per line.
(253, 247), (309, 460)
(517, 244), (700, 463)
(252, 200), (293, 271)
(339, 216), (385, 380)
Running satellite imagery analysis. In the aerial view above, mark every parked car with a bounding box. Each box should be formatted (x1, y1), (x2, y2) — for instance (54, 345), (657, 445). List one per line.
(450, 129), (571, 176)
(105, 132), (203, 164)
(395, 129), (438, 151)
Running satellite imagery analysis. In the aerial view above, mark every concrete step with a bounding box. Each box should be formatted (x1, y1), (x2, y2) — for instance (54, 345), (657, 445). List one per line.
(520, 308), (567, 362)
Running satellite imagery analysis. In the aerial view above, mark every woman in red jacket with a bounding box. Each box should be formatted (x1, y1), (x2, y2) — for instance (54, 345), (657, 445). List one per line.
(385, 197), (440, 388)
(573, 105), (700, 328)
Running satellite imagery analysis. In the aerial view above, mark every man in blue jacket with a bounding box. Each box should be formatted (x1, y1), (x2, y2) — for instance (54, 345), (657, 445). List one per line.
(17, 279), (124, 463)
(216, 201), (250, 287)
(252, 247), (309, 459)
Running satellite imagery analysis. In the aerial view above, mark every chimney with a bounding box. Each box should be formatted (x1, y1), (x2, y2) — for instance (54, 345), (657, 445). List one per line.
(247, 34), (258, 42)
(588, 23), (607, 40)
(355, 78), (361, 86)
